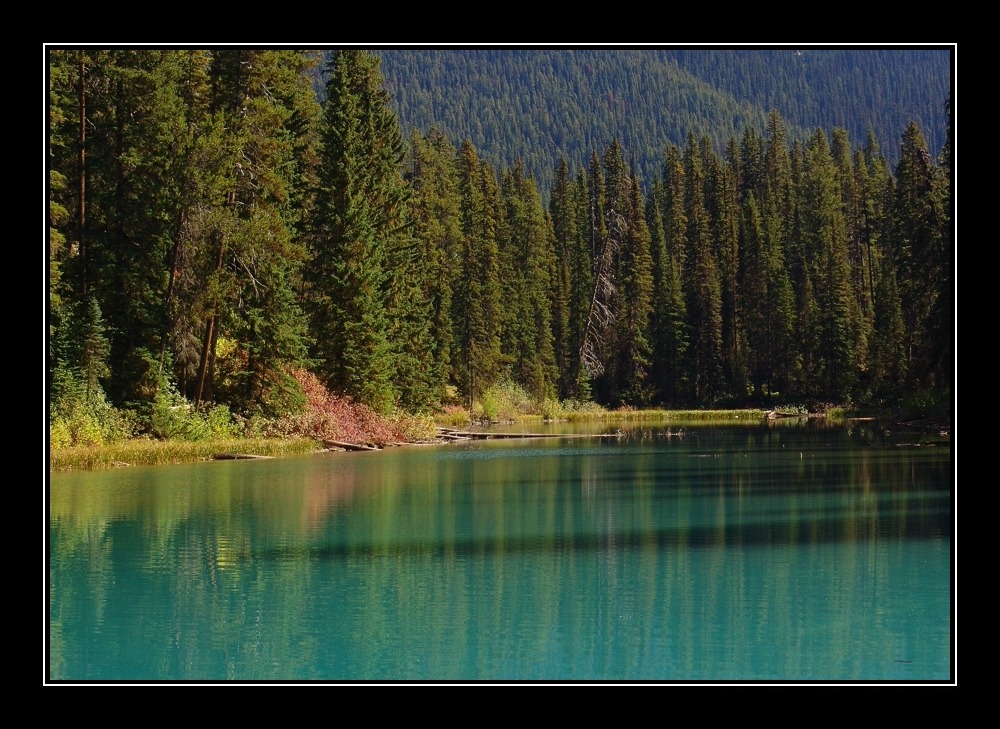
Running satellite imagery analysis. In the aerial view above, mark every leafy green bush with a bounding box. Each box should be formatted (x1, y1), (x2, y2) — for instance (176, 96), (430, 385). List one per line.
(476, 379), (536, 420)
(49, 366), (138, 447)
(479, 388), (500, 421)
(391, 412), (438, 441)
(435, 405), (470, 427)
(901, 388), (950, 420)
(151, 381), (237, 441)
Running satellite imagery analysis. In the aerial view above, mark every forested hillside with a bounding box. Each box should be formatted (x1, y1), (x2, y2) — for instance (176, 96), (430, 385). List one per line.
(366, 48), (951, 194)
(47, 49), (952, 448)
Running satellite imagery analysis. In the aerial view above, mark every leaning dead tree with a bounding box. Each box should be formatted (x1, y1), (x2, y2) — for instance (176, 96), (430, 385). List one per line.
(577, 209), (625, 380)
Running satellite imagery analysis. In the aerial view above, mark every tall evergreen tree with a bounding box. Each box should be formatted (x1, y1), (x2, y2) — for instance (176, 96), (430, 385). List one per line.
(891, 121), (949, 392)
(569, 167), (596, 400)
(832, 128), (873, 380)
(798, 129), (861, 400)
(307, 49), (417, 414)
(616, 174), (655, 405)
(596, 139), (631, 403)
(575, 151), (618, 399)
(196, 49), (317, 416)
(649, 169), (689, 406)
(715, 142), (748, 398)
(406, 127), (463, 401)
(499, 161), (559, 402)
(741, 191), (794, 399)
(683, 134), (723, 403)
(453, 140), (504, 407)
(548, 158), (578, 398)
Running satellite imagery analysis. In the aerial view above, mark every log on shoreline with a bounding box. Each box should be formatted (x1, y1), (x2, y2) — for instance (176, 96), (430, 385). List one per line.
(323, 439), (381, 452)
(213, 453), (274, 460)
(443, 430), (621, 440)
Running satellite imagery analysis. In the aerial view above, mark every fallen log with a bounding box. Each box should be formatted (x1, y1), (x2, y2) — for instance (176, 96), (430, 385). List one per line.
(765, 410), (808, 420)
(445, 431), (621, 440)
(213, 453), (274, 460)
(323, 439), (380, 452)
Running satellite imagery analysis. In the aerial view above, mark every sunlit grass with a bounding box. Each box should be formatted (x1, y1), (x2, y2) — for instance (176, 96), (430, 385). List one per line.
(434, 404), (766, 426)
(561, 408), (765, 423)
(49, 437), (321, 472)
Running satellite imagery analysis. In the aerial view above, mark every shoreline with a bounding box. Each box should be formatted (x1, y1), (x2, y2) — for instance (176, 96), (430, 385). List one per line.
(49, 407), (950, 472)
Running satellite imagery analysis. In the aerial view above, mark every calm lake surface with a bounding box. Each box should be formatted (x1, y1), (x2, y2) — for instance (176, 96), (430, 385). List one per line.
(48, 420), (952, 682)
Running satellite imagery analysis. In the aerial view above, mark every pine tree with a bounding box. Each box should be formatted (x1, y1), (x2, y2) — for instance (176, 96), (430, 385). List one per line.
(596, 139), (631, 403)
(798, 129), (861, 401)
(648, 176), (689, 407)
(569, 167), (596, 400)
(832, 128), (873, 382)
(548, 158), (578, 397)
(406, 127), (463, 401)
(714, 142), (748, 399)
(758, 111), (802, 395)
(498, 161), (558, 403)
(197, 50), (317, 416)
(683, 134), (723, 403)
(741, 192), (794, 400)
(616, 174), (655, 405)
(892, 121), (949, 391)
(307, 50), (412, 415)
(453, 140), (504, 408)
(51, 50), (194, 407)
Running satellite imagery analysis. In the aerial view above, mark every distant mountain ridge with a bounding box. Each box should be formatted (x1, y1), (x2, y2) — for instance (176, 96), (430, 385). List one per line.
(316, 48), (952, 194)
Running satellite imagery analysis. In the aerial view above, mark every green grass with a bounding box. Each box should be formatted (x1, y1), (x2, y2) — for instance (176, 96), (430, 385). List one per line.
(49, 437), (321, 472)
(561, 408), (764, 423)
(50, 408), (773, 471)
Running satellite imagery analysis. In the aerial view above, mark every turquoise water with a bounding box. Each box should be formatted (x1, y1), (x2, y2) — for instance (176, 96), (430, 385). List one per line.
(48, 423), (952, 682)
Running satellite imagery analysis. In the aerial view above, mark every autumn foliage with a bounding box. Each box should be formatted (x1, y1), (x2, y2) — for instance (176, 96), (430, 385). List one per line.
(274, 369), (408, 446)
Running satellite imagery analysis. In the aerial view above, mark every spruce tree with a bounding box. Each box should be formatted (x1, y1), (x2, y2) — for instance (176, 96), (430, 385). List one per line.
(648, 177), (689, 406)
(548, 158), (578, 398)
(741, 192), (794, 400)
(683, 134), (723, 403)
(498, 162), (558, 402)
(714, 143), (748, 399)
(453, 140), (504, 408)
(892, 121), (948, 391)
(307, 50), (411, 415)
(616, 174), (655, 405)
(406, 127), (463, 402)
(197, 49), (317, 415)
(798, 129), (861, 401)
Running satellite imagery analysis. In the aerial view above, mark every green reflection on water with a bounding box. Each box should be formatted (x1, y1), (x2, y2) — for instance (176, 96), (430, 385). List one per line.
(49, 423), (951, 681)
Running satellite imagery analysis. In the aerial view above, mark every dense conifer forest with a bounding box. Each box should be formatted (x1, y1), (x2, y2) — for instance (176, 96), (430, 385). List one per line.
(369, 48), (951, 194)
(47, 48), (953, 447)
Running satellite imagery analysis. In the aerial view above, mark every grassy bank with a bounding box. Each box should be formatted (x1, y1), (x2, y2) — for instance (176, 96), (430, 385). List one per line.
(49, 437), (320, 472)
(559, 407), (765, 422)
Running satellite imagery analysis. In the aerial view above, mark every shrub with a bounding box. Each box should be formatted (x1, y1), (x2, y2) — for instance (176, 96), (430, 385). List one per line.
(48, 368), (138, 447)
(436, 405), (470, 427)
(150, 381), (238, 442)
(476, 379), (535, 421)
(271, 369), (407, 446)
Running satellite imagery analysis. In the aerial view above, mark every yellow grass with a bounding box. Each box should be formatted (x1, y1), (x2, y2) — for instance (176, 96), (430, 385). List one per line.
(49, 437), (320, 472)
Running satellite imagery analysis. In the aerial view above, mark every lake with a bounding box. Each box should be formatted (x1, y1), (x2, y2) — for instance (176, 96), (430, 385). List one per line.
(47, 420), (953, 683)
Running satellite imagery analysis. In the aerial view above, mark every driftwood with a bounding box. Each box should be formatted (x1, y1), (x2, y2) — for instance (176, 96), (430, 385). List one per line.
(765, 410), (808, 420)
(213, 453), (274, 460)
(443, 430), (621, 440)
(323, 439), (380, 452)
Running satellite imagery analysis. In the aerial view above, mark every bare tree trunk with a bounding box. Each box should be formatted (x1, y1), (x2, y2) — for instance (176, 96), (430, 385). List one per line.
(78, 54), (87, 296)
(195, 232), (225, 409)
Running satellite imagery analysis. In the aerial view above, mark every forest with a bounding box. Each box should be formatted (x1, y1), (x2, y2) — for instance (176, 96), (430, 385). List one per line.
(370, 48), (951, 195)
(47, 49), (953, 448)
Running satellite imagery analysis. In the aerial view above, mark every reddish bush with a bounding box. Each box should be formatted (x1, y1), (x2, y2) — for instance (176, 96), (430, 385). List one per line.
(273, 369), (405, 446)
